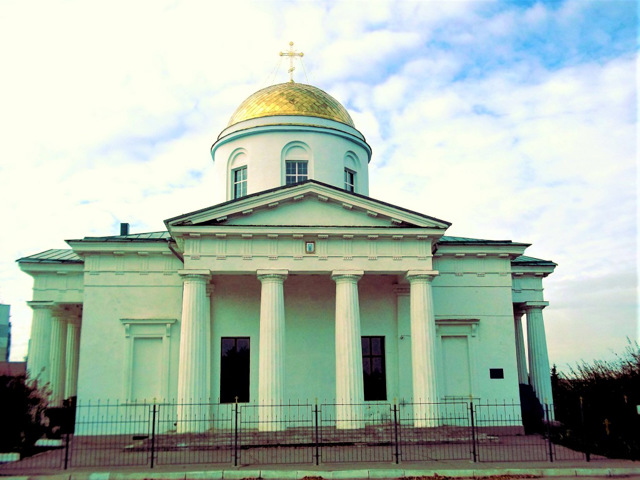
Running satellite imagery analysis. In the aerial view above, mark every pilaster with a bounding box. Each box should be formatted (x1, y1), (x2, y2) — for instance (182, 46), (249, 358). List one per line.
(406, 270), (440, 427)
(257, 269), (288, 431)
(332, 270), (364, 429)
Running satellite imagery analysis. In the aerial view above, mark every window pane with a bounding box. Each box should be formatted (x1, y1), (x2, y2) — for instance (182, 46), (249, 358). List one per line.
(237, 338), (250, 351)
(372, 357), (383, 374)
(222, 338), (235, 356)
(285, 161), (307, 184)
(233, 167), (247, 199)
(371, 337), (380, 355)
(345, 169), (356, 192)
(363, 358), (371, 375)
(361, 337), (370, 355)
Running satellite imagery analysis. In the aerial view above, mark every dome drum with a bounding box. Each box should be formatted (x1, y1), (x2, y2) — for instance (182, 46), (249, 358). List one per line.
(210, 82), (371, 202)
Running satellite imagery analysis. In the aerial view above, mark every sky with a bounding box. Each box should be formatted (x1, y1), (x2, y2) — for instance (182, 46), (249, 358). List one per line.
(0, 0), (637, 372)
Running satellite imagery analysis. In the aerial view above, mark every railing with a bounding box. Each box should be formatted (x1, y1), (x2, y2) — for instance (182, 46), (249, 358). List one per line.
(0, 400), (590, 471)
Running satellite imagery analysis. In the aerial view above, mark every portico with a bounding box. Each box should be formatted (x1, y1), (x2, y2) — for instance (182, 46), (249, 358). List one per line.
(25, 300), (83, 407)
(512, 256), (557, 415)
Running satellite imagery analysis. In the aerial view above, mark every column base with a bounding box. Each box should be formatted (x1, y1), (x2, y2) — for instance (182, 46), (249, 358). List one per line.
(412, 403), (441, 428)
(258, 404), (285, 432)
(335, 404), (364, 430)
(176, 404), (211, 434)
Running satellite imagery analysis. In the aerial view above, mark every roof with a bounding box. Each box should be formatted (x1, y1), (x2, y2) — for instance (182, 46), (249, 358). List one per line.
(68, 231), (171, 243)
(226, 82), (355, 128)
(438, 236), (527, 246)
(17, 249), (83, 264)
(512, 255), (557, 266)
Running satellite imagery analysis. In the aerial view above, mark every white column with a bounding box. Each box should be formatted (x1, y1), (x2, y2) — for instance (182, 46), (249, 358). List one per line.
(64, 316), (81, 399)
(332, 270), (364, 429)
(205, 285), (214, 406)
(177, 269), (211, 433)
(49, 309), (68, 407)
(257, 269), (288, 431)
(513, 306), (528, 385)
(406, 270), (440, 427)
(525, 301), (555, 420)
(26, 302), (53, 387)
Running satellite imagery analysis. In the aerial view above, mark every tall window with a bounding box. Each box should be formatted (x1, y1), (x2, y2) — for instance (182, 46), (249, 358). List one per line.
(220, 337), (250, 403)
(362, 336), (387, 401)
(344, 168), (356, 192)
(232, 167), (247, 199)
(285, 161), (308, 185)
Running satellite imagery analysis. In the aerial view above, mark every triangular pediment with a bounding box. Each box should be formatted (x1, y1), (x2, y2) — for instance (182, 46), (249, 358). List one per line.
(165, 181), (450, 231)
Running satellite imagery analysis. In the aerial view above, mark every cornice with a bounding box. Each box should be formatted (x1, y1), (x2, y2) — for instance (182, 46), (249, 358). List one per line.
(212, 122), (371, 160)
(19, 262), (84, 276)
(170, 225), (445, 237)
(67, 242), (173, 256)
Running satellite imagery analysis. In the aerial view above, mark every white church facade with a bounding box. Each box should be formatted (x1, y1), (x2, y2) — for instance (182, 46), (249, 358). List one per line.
(19, 81), (556, 431)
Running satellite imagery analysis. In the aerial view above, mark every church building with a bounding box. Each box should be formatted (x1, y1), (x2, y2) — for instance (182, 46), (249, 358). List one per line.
(18, 79), (557, 431)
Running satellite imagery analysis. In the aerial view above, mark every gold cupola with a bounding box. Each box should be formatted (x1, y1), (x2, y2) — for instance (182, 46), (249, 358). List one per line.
(226, 82), (355, 128)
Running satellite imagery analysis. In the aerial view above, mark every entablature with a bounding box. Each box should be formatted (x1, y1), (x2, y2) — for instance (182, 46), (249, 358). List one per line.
(170, 227), (439, 273)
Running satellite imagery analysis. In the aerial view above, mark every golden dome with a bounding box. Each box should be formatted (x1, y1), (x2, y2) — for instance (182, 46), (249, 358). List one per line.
(227, 82), (355, 128)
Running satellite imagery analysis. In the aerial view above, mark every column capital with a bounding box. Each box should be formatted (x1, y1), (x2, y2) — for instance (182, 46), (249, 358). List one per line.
(27, 301), (55, 310)
(178, 269), (211, 280)
(51, 304), (82, 319)
(331, 270), (364, 282)
(524, 301), (549, 311)
(513, 304), (527, 317)
(257, 269), (288, 282)
(406, 270), (439, 282)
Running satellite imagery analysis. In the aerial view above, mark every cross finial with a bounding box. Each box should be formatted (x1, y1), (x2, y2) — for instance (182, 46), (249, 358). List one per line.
(279, 41), (304, 83)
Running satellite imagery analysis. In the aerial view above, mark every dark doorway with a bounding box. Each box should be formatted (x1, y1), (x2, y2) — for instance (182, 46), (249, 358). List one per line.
(220, 337), (250, 403)
(362, 336), (387, 401)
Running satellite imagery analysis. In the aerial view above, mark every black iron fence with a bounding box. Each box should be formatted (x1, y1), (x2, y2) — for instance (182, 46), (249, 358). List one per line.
(0, 400), (590, 471)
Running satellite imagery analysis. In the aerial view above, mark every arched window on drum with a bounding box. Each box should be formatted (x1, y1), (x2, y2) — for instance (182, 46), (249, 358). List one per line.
(228, 149), (248, 199)
(283, 143), (311, 185)
(344, 152), (360, 193)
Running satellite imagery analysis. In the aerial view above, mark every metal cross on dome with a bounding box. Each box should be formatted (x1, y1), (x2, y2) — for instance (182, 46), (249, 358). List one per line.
(279, 41), (304, 83)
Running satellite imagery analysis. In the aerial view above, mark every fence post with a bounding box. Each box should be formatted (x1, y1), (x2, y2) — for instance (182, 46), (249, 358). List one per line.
(393, 401), (400, 464)
(314, 399), (320, 466)
(233, 398), (239, 467)
(150, 403), (157, 468)
(545, 404), (554, 462)
(469, 400), (477, 463)
(579, 396), (591, 462)
(63, 432), (70, 470)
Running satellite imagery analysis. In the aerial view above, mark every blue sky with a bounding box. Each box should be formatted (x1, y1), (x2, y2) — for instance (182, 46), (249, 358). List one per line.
(0, 0), (637, 370)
